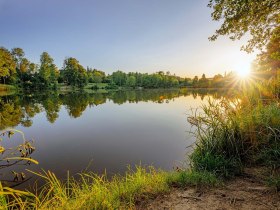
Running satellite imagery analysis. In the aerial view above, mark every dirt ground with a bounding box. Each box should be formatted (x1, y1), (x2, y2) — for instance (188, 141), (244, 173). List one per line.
(138, 168), (280, 210)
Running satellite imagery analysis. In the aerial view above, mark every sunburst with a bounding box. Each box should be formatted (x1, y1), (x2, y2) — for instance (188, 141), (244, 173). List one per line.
(236, 69), (251, 78)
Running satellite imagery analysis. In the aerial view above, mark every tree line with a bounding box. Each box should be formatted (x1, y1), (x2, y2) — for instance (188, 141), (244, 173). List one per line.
(0, 47), (231, 90)
(1, 46), (278, 90)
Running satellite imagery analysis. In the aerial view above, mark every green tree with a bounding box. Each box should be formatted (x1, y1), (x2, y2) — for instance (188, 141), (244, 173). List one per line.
(258, 27), (280, 73)
(112, 70), (126, 86)
(63, 57), (88, 88)
(87, 68), (105, 83)
(28, 63), (38, 74)
(11, 48), (25, 67)
(126, 75), (136, 87)
(182, 77), (192, 87)
(39, 52), (57, 87)
(192, 76), (199, 87)
(212, 74), (224, 88)
(19, 58), (30, 73)
(0, 47), (16, 84)
(170, 77), (179, 87)
(208, 0), (280, 52)
(198, 74), (209, 88)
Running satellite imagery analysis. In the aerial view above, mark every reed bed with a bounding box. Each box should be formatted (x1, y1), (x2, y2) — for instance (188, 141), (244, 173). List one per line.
(188, 83), (280, 180)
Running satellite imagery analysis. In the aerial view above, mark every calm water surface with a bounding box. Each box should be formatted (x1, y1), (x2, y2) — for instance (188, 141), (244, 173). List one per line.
(0, 89), (225, 186)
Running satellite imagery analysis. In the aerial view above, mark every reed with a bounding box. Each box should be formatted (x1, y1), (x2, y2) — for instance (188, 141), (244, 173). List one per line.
(188, 83), (280, 178)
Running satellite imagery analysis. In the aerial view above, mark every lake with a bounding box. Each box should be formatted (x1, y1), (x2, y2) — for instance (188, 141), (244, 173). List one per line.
(0, 89), (226, 187)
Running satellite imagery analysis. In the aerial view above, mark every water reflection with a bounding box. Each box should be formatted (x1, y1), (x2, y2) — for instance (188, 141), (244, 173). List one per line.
(0, 89), (228, 130)
(0, 88), (231, 186)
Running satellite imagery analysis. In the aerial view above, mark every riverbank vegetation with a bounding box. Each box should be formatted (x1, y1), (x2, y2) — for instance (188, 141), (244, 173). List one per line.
(189, 86), (280, 180)
(188, 0), (280, 187)
(0, 165), (221, 209)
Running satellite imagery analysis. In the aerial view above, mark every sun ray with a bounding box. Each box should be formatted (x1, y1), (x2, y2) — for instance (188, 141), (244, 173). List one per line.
(236, 69), (251, 78)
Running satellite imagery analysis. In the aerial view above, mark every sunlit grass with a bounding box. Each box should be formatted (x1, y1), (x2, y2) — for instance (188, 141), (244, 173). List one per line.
(0, 166), (222, 209)
(188, 81), (280, 178)
(0, 166), (169, 209)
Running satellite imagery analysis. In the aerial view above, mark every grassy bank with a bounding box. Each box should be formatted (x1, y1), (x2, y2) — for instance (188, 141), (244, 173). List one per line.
(0, 167), (218, 209)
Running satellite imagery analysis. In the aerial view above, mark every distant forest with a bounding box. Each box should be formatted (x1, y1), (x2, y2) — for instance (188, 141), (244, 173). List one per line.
(0, 47), (274, 90)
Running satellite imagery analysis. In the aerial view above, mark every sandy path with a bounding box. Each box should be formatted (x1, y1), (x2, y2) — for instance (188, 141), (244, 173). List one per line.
(138, 169), (280, 210)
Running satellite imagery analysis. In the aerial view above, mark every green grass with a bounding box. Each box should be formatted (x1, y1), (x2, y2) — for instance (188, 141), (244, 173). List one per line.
(0, 166), (220, 209)
(166, 170), (220, 187)
(188, 82), (280, 178)
(190, 151), (242, 178)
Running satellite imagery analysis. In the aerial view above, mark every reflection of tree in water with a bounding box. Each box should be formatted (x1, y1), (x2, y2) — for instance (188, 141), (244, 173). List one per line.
(0, 101), (22, 130)
(20, 95), (42, 127)
(0, 89), (230, 129)
(108, 89), (190, 104)
(41, 93), (61, 123)
(88, 93), (107, 106)
(192, 92), (198, 99)
(62, 93), (89, 118)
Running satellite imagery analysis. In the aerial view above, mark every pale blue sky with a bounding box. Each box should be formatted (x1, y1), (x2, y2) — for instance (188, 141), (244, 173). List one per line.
(0, 0), (255, 77)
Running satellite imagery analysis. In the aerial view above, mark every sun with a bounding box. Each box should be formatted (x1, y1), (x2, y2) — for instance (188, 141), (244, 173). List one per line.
(236, 69), (251, 78)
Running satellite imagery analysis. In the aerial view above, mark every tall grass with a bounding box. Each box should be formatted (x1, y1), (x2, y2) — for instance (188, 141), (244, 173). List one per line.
(188, 82), (280, 178)
(0, 166), (220, 209)
(0, 166), (170, 209)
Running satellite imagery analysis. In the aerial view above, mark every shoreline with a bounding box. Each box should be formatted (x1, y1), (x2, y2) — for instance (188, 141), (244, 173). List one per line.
(139, 167), (280, 210)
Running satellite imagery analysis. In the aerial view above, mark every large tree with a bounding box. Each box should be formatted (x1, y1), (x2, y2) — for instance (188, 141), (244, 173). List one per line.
(63, 57), (88, 88)
(11, 48), (25, 67)
(208, 0), (280, 52)
(0, 47), (16, 84)
(258, 27), (280, 72)
(111, 70), (127, 86)
(39, 52), (57, 86)
(19, 58), (30, 73)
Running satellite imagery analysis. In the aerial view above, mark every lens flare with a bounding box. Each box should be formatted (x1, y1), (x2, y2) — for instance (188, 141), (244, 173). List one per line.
(236, 69), (251, 78)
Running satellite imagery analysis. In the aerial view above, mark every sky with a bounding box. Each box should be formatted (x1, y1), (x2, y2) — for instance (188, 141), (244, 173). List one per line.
(0, 0), (256, 77)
